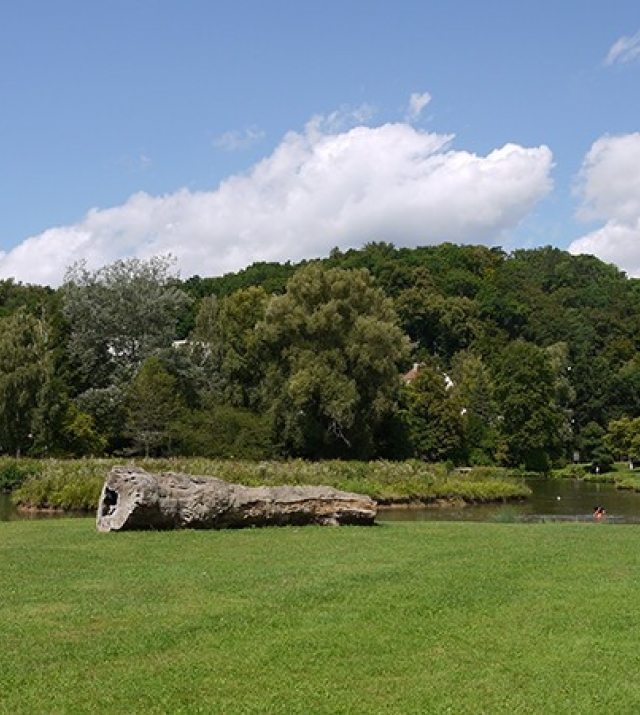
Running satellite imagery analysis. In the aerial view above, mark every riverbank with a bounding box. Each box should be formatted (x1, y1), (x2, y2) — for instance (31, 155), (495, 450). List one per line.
(2, 518), (640, 713)
(7, 458), (531, 513)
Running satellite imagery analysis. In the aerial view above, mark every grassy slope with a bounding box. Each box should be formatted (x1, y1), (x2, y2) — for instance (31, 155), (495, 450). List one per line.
(2, 519), (640, 714)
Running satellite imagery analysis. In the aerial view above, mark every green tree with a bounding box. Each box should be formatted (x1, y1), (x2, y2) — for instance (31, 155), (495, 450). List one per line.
(0, 278), (57, 320)
(193, 286), (269, 407)
(401, 359), (464, 462)
(396, 281), (482, 362)
(545, 342), (575, 451)
(172, 405), (272, 459)
(578, 420), (615, 473)
(604, 416), (640, 463)
(59, 403), (107, 456)
(493, 341), (566, 471)
(63, 255), (191, 389)
(606, 355), (640, 421)
(151, 342), (217, 410)
(0, 309), (60, 457)
(449, 351), (498, 465)
(125, 356), (184, 457)
(577, 421), (607, 463)
(258, 264), (409, 459)
(75, 385), (127, 454)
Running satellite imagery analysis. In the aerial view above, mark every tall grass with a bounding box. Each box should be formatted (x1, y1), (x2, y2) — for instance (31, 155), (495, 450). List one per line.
(11, 459), (110, 511)
(12, 458), (531, 512)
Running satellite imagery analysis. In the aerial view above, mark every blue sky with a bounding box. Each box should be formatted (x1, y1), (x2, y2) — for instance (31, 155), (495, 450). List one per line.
(2, 0), (640, 285)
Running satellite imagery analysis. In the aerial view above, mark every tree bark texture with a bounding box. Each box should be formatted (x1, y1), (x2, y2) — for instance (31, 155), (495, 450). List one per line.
(96, 467), (377, 531)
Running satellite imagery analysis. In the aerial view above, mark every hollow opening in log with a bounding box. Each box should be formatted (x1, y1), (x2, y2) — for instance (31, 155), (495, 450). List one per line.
(101, 487), (119, 517)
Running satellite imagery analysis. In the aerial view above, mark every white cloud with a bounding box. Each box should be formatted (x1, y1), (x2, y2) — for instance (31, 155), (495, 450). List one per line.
(213, 126), (265, 151)
(569, 133), (640, 276)
(604, 30), (640, 66)
(308, 104), (378, 134)
(406, 91), (432, 122)
(0, 117), (553, 286)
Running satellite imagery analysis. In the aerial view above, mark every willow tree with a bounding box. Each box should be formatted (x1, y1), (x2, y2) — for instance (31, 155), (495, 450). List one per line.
(258, 264), (410, 459)
(0, 309), (59, 456)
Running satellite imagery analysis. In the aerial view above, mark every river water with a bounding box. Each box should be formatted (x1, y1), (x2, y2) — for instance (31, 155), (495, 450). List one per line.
(380, 477), (640, 523)
(0, 492), (90, 522)
(2, 477), (640, 523)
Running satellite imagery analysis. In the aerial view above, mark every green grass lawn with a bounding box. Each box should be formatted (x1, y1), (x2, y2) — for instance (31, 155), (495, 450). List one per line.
(2, 519), (640, 714)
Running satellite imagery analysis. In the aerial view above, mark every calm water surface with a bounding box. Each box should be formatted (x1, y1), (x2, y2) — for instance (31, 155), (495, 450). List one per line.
(3, 477), (640, 523)
(0, 492), (90, 522)
(380, 477), (640, 523)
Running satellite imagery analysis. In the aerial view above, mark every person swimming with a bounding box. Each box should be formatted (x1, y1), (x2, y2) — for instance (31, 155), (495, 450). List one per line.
(593, 506), (605, 520)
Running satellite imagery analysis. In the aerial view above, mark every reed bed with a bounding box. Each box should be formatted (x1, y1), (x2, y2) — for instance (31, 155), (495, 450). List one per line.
(10, 458), (531, 512)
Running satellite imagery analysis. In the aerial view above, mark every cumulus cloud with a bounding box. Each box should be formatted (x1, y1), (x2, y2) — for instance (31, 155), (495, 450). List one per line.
(604, 30), (640, 66)
(569, 134), (640, 276)
(406, 91), (432, 122)
(0, 116), (553, 286)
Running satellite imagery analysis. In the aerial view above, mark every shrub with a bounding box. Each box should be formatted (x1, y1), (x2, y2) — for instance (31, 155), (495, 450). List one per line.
(0, 459), (42, 492)
(590, 448), (615, 474)
(552, 464), (588, 480)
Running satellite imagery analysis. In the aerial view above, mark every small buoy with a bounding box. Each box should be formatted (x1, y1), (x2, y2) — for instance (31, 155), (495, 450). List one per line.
(556, 496), (561, 501)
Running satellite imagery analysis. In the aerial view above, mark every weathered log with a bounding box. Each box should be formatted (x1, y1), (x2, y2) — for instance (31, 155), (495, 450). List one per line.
(96, 467), (377, 532)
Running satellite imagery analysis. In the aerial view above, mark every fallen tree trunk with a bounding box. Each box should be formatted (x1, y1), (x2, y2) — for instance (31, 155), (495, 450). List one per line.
(96, 467), (377, 532)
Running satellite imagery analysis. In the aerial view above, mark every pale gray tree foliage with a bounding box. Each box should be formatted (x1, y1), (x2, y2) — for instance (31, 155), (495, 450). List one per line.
(63, 255), (191, 388)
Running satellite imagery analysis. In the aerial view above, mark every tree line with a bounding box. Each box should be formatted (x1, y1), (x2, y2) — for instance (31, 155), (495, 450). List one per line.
(1, 242), (639, 470)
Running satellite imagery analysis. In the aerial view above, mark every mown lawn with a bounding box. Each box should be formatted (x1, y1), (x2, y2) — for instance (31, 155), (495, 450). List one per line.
(2, 518), (640, 714)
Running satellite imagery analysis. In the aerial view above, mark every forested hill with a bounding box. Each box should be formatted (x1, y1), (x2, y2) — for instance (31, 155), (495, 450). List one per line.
(1, 243), (639, 469)
(185, 241), (639, 370)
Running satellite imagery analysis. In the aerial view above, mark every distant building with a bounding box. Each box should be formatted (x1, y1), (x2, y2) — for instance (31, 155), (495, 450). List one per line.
(401, 362), (454, 390)
(401, 363), (422, 384)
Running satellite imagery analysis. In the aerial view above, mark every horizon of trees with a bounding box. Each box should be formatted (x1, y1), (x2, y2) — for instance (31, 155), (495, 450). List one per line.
(1, 241), (639, 471)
